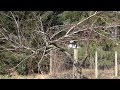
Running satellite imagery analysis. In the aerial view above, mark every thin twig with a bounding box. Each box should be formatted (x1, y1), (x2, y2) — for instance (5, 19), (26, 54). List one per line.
(13, 52), (36, 69)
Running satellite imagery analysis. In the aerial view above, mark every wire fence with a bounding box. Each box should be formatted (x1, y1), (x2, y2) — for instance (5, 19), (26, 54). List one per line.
(47, 49), (120, 79)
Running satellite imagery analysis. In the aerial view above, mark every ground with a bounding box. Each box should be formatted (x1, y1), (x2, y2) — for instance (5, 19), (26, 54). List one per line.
(0, 68), (120, 79)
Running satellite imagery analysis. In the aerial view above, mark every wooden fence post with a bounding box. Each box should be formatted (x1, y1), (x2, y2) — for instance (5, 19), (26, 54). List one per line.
(50, 50), (53, 75)
(95, 51), (98, 79)
(74, 48), (78, 61)
(115, 51), (118, 77)
(73, 48), (78, 78)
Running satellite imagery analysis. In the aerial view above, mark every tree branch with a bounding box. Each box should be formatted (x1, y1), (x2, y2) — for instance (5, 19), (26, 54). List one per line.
(10, 11), (22, 46)
(38, 46), (47, 74)
(65, 11), (99, 35)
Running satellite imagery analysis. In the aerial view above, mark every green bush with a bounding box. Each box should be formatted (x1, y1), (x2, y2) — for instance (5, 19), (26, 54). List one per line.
(98, 51), (114, 69)
(98, 60), (113, 69)
(0, 51), (31, 75)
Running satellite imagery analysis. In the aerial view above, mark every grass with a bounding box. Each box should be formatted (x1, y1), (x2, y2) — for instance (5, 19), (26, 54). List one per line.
(0, 68), (120, 79)
(82, 68), (120, 79)
(0, 74), (50, 79)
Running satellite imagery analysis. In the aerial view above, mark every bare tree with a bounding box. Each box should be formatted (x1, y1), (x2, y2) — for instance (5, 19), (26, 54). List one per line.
(0, 11), (120, 78)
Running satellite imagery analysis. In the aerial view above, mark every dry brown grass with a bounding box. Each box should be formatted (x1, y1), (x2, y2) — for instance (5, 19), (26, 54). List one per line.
(1, 68), (120, 79)
(82, 68), (120, 79)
